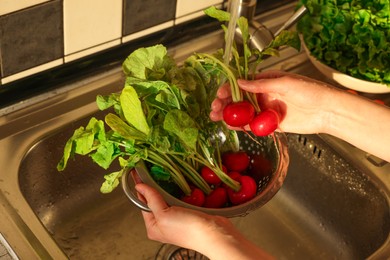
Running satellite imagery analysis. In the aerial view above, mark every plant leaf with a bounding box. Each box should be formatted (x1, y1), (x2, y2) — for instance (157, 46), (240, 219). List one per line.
(57, 117), (105, 171)
(122, 44), (174, 80)
(100, 170), (123, 194)
(120, 85), (150, 135)
(163, 109), (198, 151)
(204, 6), (230, 22)
(105, 113), (146, 140)
(90, 141), (120, 170)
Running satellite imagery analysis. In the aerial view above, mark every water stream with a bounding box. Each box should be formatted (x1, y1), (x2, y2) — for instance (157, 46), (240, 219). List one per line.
(223, 0), (241, 65)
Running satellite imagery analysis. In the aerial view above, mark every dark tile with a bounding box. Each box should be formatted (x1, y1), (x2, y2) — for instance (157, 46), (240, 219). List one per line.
(123, 0), (176, 36)
(0, 1), (63, 77)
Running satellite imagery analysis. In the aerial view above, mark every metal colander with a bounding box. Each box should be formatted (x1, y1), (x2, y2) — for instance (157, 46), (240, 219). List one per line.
(122, 131), (289, 217)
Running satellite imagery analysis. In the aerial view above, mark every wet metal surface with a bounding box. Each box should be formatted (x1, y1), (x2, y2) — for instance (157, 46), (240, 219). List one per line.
(17, 121), (389, 259)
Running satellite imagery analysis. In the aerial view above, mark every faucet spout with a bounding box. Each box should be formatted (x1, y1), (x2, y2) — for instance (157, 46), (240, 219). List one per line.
(235, 0), (257, 21)
(227, 0), (308, 52)
(227, 0), (274, 52)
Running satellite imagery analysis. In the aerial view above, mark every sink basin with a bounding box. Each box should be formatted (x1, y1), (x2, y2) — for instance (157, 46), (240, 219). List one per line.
(0, 3), (389, 259)
(18, 110), (162, 259)
(18, 116), (390, 259)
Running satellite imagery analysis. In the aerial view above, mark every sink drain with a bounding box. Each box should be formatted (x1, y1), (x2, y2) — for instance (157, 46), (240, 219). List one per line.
(156, 244), (209, 260)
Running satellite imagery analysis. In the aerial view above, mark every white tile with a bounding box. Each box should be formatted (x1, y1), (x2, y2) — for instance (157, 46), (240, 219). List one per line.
(64, 0), (122, 55)
(64, 39), (121, 62)
(176, 0), (223, 18)
(0, 0), (50, 15)
(1, 59), (63, 84)
(175, 10), (205, 25)
(122, 21), (174, 44)
(175, 4), (223, 25)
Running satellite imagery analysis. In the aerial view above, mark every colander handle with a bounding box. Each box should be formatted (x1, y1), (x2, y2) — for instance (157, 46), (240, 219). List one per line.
(121, 169), (152, 212)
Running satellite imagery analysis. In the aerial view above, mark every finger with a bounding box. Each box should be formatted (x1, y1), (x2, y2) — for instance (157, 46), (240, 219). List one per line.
(254, 70), (288, 79)
(130, 169), (148, 203)
(210, 110), (223, 121)
(131, 169), (143, 184)
(217, 83), (231, 99)
(238, 77), (288, 94)
(237, 70), (291, 94)
(211, 96), (232, 111)
(211, 98), (223, 111)
(210, 97), (232, 122)
(135, 183), (169, 212)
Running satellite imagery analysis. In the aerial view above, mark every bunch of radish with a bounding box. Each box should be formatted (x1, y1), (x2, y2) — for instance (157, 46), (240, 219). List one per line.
(181, 150), (259, 208)
(222, 89), (280, 136)
(201, 7), (295, 137)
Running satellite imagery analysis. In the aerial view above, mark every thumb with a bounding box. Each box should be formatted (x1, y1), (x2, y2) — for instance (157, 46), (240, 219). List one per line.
(135, 183), (169, 212)
(237, 70), (290, 94)
(237, 77), (287, 94)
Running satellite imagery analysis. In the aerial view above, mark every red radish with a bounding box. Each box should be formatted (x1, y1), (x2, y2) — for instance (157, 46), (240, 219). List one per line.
(249, 154), (273, 178)
(223, 101), (255, 127)
(227, 175), (257, 205)
(222, 171), (242, 188)
(249, 109), (279, 136)
(228, 171), (241, 181)
(204, 187), (228, 208)
(201, 166), (223, 185)
(222, 151), (250, 172)
(181, 188), (205, 207)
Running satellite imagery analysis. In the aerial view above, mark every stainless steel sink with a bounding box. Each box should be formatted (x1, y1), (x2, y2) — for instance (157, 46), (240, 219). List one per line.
(18, 123), (390, 259)
(0, 2), (389, 259)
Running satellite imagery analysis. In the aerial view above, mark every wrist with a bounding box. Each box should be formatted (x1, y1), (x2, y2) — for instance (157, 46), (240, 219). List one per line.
(319, 87), (354, 136)
(192, 217), (273, 260)
(321, 89), (390, 162)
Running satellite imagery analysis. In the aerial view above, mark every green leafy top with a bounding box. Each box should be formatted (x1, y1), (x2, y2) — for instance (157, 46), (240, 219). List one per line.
(297, 0), (390, 85)
(58, 44), (236, 194)
(57, 7), (300, 195)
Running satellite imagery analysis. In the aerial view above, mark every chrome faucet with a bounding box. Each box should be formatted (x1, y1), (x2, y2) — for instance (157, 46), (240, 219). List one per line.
(227, 0), (307, 51)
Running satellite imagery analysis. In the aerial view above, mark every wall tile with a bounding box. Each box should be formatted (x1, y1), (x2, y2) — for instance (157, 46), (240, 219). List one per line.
(65, 40), (120, 63)
(64, 0), (122, 56)
(0, 0), (63, 77)
(122, 21), (173, 44)
(1, 59), (63, 84)
(0, 0), (50, 16)
(0, 0), (231, 85)
(176, 0), (223, 18)
(123, 0), (176, 36)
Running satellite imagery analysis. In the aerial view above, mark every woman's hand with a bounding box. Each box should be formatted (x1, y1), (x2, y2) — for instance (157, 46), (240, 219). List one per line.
(210, 70), (339, 134)
(135, 183), (274, 260)
(211, 70), (390, 162)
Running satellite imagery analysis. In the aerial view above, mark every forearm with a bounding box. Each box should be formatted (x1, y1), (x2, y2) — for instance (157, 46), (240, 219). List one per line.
(325, 90), (390, 162)
(209, 234), (274, 260)
(193, 218), (274, 260)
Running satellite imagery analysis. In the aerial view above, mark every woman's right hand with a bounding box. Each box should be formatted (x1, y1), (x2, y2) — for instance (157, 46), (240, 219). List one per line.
(210, 70), (341, 135)
(210, 70), (390, 162)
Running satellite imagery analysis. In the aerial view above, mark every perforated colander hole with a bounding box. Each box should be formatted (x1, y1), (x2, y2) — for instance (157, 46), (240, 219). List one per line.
(297, 135), (323, 159)
(257, 175), (271, 192)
